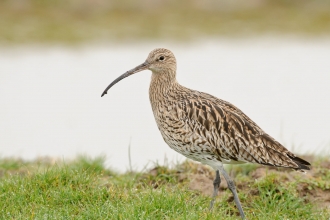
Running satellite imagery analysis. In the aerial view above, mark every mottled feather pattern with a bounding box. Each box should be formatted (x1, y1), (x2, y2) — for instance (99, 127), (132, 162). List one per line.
(148, 48), (310, 171)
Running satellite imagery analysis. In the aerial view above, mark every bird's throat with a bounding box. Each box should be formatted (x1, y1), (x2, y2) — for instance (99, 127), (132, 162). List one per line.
(149, 71), (178, 109)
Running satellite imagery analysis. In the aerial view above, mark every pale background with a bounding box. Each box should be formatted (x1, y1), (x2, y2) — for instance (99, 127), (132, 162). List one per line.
(1, 1), (330, 172)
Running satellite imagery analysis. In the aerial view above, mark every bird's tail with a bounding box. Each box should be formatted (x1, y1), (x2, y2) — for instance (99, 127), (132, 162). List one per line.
(288, 155), (311, 171)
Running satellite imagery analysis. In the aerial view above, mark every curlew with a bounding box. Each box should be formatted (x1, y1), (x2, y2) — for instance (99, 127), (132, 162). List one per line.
(101, 48), (311, 219)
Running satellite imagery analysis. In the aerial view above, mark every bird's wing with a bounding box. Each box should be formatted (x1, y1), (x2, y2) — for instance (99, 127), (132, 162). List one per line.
(181, 89), (310, 170)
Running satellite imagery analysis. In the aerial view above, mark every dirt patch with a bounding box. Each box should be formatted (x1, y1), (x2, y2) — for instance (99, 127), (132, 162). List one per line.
(311, 189), (330, 210)
(298, 182), (330, 210)
(250, 167), (306, 182)
(188, 173), (233, 196)
(320, 160), (330, 169)
(189, 174), (213, 196)
(187, 163), (231, 196)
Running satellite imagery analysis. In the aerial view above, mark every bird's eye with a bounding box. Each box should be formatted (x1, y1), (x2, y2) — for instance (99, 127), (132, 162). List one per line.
(159, 56), (165, 61)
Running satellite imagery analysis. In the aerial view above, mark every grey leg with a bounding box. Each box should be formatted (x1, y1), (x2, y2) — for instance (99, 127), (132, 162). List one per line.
(218, 165), (246, 220)
(209, 170), (221, 210)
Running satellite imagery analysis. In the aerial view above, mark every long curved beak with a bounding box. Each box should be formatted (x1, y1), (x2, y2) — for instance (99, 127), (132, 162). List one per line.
(101, 61), (149, 97)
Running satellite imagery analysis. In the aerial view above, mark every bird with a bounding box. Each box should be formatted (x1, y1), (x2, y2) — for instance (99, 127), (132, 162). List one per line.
(101, 48), (311, 219)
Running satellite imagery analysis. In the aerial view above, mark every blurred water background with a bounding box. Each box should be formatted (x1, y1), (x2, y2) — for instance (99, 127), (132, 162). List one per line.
(1, 0), (330, 171)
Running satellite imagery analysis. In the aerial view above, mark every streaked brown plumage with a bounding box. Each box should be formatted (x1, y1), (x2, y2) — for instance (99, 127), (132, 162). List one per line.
(102, 48), (311, 219)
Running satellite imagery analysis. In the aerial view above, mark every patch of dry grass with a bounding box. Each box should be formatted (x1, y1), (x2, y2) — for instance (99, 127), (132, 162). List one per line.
(1, 0), (330, 44)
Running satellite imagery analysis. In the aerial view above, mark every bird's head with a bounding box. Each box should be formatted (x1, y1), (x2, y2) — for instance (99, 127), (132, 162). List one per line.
(146, 48), (177, 73)
(101, 48), (176, 97)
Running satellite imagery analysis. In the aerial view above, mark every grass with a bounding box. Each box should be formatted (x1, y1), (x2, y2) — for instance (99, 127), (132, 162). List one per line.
(0, 156), (329, 219)
(1, 0), (330, 44)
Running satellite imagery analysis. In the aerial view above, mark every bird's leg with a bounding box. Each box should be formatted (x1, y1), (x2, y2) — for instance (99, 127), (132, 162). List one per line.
(218, 165), (246, 220)
(209, 170), (221, 210)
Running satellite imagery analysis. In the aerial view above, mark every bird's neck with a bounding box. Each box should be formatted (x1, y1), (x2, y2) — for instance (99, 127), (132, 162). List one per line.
(149, 70), (179, 106)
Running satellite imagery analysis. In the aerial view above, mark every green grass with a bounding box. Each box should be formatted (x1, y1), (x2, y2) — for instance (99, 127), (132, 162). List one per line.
(1, 0), (330, 44)
(0, 156), (329, 219)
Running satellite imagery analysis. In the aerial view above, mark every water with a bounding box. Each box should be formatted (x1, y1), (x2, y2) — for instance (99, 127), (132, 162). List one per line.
(1, 38), (330, 172)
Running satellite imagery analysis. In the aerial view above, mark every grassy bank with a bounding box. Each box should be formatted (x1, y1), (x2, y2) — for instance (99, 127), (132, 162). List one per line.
(0, 156), (329, 219)
(1, 0), (330, 44)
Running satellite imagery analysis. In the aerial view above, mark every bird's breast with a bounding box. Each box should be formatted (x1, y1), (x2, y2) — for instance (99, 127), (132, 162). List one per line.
(151, 101), (213, 151)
